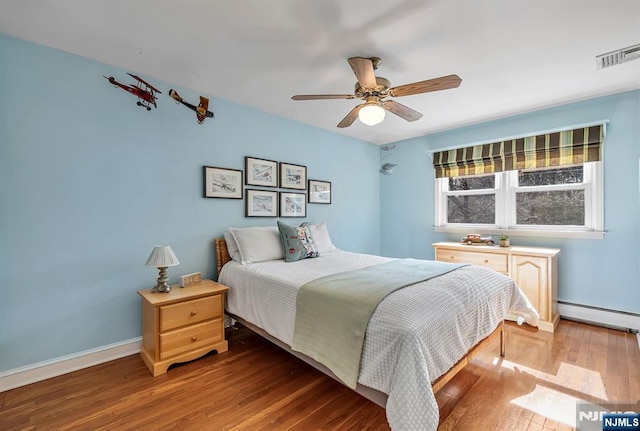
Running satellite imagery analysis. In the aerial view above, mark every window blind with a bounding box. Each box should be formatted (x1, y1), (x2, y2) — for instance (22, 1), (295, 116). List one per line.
(432, 124), (604, 178)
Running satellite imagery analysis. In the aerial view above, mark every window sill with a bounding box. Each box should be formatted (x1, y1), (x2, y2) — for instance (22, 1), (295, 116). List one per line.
(433, 226), (605, 240)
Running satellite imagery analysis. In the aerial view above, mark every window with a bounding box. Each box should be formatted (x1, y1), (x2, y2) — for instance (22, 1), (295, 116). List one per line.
(432, 124), (605, 239)
(514, 165), (586, 226)
(446, 174), (496, 224)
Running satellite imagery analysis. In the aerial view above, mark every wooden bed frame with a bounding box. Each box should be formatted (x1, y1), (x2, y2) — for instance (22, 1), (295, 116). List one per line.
(214, 237), (505, 408)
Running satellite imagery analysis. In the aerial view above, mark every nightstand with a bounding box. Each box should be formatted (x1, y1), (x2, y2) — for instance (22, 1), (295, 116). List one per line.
(137, 279), (229, 376)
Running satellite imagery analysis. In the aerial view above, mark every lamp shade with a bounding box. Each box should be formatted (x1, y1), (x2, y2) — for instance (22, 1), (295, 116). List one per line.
(145, 245), (180, 267)
(358, 103), (386, 126)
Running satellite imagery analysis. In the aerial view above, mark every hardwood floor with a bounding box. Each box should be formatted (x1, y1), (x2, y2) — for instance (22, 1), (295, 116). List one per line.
(1, 320), (638, 430)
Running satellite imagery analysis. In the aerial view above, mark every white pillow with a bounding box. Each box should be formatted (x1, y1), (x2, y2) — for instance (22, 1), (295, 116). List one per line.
(308, 223), (338, 254)
(223, 232), (242, 263)
(229, 226), (284, 264)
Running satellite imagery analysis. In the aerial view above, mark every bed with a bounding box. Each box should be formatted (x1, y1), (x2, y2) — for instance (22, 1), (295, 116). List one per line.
(215, 224), (539, 431)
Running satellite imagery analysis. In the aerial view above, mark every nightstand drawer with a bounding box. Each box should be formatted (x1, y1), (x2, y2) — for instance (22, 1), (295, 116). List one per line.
(159, 319), (223, 360)
(436, 249), (508, 273)
(160, 295), (222, 332)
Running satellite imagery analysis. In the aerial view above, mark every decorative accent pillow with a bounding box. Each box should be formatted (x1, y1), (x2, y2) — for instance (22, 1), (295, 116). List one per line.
(229, 226), (284, 264)
(308, 222), (338, 254)
(277, 221), (320, 263)
(223, 232), (242, 263)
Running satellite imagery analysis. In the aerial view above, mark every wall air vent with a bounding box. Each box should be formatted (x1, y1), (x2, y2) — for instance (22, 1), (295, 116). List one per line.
(596, 43), (640, 69)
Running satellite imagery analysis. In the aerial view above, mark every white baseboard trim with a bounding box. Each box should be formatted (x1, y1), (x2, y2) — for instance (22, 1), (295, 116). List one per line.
(0, 337), (141, 392)
(558, 302), (640, 350)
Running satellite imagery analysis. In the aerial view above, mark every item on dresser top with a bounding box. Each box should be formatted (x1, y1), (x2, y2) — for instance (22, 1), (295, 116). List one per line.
(461, 233), (495, 246)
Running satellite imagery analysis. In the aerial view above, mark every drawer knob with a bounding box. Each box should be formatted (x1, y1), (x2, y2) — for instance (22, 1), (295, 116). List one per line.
(484, 259), (489, 263)
(449, 256), (454, 260)
(191, 310), (198, 316)
(191, 336), (198, 342)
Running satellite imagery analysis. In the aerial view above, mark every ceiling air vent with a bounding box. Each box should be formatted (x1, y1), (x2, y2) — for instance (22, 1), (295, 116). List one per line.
(596, 43), (640, 69)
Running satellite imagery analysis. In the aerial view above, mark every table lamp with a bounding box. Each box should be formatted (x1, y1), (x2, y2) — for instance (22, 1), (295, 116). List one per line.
(145, 245), (180, 293)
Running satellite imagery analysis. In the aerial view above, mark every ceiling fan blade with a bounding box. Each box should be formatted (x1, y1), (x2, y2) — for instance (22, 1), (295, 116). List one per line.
(337, 104), (363, 128)
(389, 74), (462, 97)
(292, 94), (356, 100)
(348, 57), (377, 89)
(383, 100), (423, 122)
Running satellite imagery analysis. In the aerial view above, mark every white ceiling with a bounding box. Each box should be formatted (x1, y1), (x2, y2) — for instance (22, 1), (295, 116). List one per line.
(2, 1), (639, 145)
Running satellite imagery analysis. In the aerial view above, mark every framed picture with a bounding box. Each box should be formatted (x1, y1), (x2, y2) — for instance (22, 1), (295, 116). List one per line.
(280, 192), (306, 217)
(308, 180), (331, 204)
(245, 189), (278, 217)
(279, 162), (307, 190)
(203, 166), (243, 199)
(245, 156), (278, 188)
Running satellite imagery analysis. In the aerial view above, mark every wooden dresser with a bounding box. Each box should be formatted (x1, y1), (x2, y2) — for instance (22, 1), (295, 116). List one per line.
(137, 279), (229, 376)
(432, 242), (560, 332)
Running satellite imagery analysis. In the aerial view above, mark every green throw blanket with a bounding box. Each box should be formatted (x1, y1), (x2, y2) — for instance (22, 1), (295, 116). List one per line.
(291, 258), (466, 388)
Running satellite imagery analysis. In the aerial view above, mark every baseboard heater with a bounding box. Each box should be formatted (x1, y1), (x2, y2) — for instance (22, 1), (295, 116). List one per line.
(558, 301), (640, 333)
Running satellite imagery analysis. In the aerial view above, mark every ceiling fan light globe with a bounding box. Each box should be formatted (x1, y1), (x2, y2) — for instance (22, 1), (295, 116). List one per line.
(358, 104), (386, 126)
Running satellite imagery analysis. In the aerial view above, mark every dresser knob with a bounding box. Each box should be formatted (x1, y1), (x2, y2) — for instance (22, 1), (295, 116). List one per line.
(484, 259), (489, 263)
(191, 310), (197, 316)
(449, 256), (454, 260)
(191, 336), (198, 342)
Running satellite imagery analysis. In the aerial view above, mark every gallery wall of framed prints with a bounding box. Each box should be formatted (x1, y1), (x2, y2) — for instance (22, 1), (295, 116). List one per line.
(203, 156), (331, 217)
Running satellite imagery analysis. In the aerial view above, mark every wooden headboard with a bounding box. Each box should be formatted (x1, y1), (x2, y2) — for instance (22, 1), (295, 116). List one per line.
(214, 237), (231, 276)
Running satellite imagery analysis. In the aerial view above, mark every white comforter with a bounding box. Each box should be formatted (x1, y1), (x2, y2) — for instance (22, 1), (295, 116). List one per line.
(220, 250), (538, 431)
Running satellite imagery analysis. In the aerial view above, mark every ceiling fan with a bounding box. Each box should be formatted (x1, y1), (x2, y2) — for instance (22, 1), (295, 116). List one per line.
(291, 57), (462, 128)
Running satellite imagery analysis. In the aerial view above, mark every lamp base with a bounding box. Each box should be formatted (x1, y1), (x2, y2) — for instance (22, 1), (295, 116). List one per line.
(151, 283), (171, 293)
(150, 266), (171, 293)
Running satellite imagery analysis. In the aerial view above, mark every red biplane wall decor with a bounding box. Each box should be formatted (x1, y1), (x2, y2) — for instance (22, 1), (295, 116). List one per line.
(169, 89), (214, 124)
(104, 73), (161, 110)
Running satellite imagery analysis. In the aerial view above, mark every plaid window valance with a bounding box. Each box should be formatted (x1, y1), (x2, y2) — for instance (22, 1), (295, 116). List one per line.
(432, 124), (604, 178)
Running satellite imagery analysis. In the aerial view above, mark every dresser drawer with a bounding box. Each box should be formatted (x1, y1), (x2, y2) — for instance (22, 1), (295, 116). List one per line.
(436, 248), (508, 273)
(160, 295), (222, 332)
(159, 319), (223, 360)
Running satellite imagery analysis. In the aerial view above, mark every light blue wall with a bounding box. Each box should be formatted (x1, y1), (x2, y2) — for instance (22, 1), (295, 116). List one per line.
(0, 35), (380, 372)
(381, 90), (640, 314)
